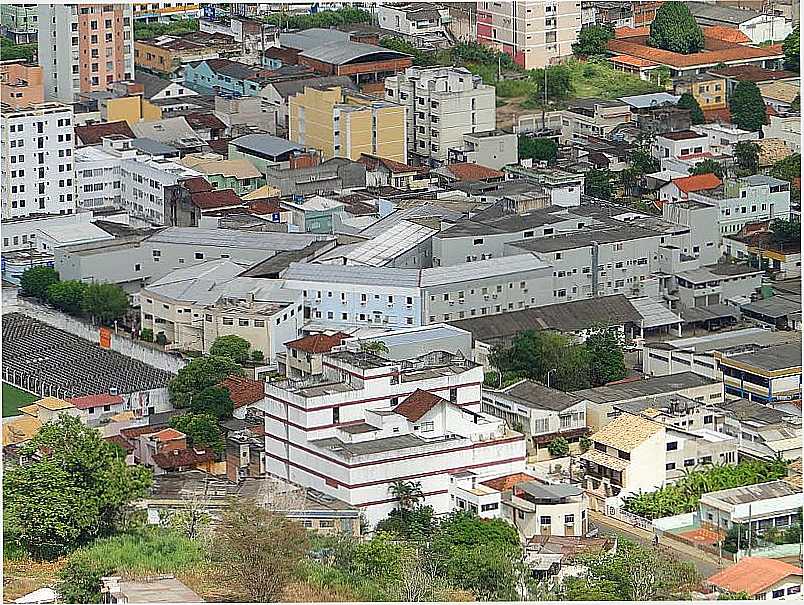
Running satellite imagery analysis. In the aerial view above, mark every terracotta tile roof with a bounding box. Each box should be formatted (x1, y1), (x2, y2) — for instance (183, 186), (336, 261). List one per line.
(67, 393), (124, 410)
(703, 26), (752, 44)
(152, 448), (216, 470)
(190, 188), (243, 210)
(708, 558), (803, 596)
(75, 120), (135, 145)
(185, 112), (227, 131)
(180, 176), (213, 193)
(358, 153), (425, 174)
(285, 331), (350, 354)
(2, 416), (42, 447)
(659, 129), (706, 141)
(105, 434), (135, 453)
(443, 162), (504, 182)
(589, 413), (664, 452)
(679, 151), (714, 161)
(703, 107), (733, 124)
(246, 199), (283, 214)
(219, 375), (264, 409)
(672, 173), (722, 193)
(607, 36), (782, 69)
(151, 428), (186, 442)
(609, 53), (659, 68)
(708, 65), (798, 82)
(480, 472), (537, 492)
(207, 138), (231, 157)
(760, 81), (800, 104)
(394, 389), (446, 422)
(615, 26), (651, 39)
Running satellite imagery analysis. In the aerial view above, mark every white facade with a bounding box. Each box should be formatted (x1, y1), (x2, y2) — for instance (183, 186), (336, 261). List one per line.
(385, 66), (496, 165)
(763, 115), (801, 153)
(377, 4), (450, 37)
(1, 103), (76, 220)
(691, 123), (760, 156)
(120, 154), (200, 225)
(259, 348), (526, 524)
(739, 13), (793, 44)
(652, 131), (711, 170)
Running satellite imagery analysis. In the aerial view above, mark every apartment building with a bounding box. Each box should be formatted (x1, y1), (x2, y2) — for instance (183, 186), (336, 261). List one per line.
(1, 102), (76, 220)
(476, 1), (582, 69)
(0, 61), (44, 110)
(763, 115), (801, 153)
(38, 4), (135, 104)
(559, 99), (632, 146)
(673, 263), (763, 310)
(376, 3), (452, 42)
(259, 346), (526, 523)
(384, 67), (495, 166)
(690, 175), (792, 236)
(448, 130), (518, 170)
(139, 259), (302, 361)
(580, 412), (666, 511)
(651, 130), (711, 170)
(1, 4), (38, 44)
(289, 86), (407, 164)
(280, 254), (554, 330)
(133, 2), (201, 23)
(719, 342), (802, 404)
(691, 123), (760, 156)
(673, 73), (728, 112)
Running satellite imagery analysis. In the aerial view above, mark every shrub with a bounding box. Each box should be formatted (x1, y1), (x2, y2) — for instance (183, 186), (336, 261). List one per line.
(250, 349), (265, 362)
(547, 437), (570, 457)
(140, 328), (154, 342)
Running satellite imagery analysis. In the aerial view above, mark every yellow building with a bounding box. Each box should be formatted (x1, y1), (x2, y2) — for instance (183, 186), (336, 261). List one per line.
(101, 95), (162, 125)
(288, 86), (407, 163)
(674, 73), (728, 111)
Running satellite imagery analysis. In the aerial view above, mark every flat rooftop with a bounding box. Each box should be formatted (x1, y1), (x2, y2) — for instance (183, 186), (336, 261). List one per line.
(721, 342), (802, 372)
(572, 372), (717, 404)
(702, 480), (800, 506)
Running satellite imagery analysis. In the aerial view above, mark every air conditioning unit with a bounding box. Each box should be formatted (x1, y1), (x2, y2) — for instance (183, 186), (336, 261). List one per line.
(483, 294), (490, 300)
(387, 303), (394, 308)
(492, 294), (498, 299)
(448, 301), (454, 306)
(314, 298), (321, 303)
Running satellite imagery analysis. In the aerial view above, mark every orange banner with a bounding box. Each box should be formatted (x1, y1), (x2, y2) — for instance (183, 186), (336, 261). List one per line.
(99, 327), (112, 349)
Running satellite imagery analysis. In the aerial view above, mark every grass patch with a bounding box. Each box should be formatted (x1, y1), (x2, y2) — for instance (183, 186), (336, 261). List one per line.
(495, 78), (537, 98)
(3, 382), (37, 417)
(565, 59), (664, 99)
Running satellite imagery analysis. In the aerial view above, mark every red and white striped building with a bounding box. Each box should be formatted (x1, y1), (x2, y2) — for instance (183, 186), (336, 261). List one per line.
(256, 348), (526, 524)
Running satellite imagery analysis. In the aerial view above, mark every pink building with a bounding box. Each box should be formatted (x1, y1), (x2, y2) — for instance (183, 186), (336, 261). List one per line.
(0, 60), (44, 109)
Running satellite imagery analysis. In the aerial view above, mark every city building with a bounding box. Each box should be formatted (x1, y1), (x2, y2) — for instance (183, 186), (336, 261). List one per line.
(384, 66), (496, 166)
(38, 4), (135, 104)
(135, 32), (239, 76)
(659, 173), (722, 205)
(183, 57), (272, 96)
(691, 123), (759, 156)
(376, 3), (452, 47)
(716, 397), (802, 461)
(1, 102), (76, 220)
(763, 115), (801, 153)
(699, 480), (803, 535)
(1, 3), (38, 43)
(476, 0), (582, 69)
(180, 154), (264, 196)
(289, 85), (407, 163)
(558, 99), (632, 146)
(358, 154), (430, 190)
(718, 342), (802, 403)
(447, 129), (518, 170)
(673, 73), (728, 112)
(652, 130), (711, 170)
(133, 2), (201, 22)
(228, 133), (306, 172)
(0, 60), (43, 109)
(580, 412), (666, 511)
(707, 558), (803, 600)
(686, 1), (793, 44)
(258, 345), (526, 524)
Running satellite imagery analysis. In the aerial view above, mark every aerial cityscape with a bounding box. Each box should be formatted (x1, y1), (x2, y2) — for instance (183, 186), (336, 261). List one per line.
(1, 1), (801, 603)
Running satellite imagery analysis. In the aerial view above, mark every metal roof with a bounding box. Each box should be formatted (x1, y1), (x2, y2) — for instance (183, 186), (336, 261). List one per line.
(573, 372), (717, 404)
(722, 342), (802, 371)
(282, 262), (421, 288)
(343, 220), (436, 267)
(702, 480), (799, 506)
(420, 253), (550, 287)
(230, 133), (305, 159)
(741, 295), (801, 319)
(630, 296), (683, 328)
(498, 380), (584, 412)
(298, 40), (411, 65)
(147, 227), (324, 251)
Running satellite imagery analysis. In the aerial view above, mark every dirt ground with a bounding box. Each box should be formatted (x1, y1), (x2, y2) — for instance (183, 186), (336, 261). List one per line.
(3, 557), (66, 602)
(496, 97), (528, 130)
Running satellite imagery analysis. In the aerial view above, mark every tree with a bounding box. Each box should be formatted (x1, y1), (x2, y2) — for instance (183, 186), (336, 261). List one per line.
(134, 17), (198, 40)
(783, 26), (799, 72)
(211, 499), (309, 602)
(360, 340), (389, 354)
(0, 38), (37, 62)
(4, 415), (152, 559)
(518, 136), (558, 163)
(729, 81), (769, 132)
(572, 25), (614, 57)
(190, 385), (234, 419)
(770, 218), (801, 245)
(210, 334), (251, 364)
(250, 349), (265, 362)
(585, 169), (615, 200)
(46, 280), (88, 315)
(677, 92), (705, 124)
(19, 266), (59, 300)
(647, 2), (705, 54)
(718, 591), (752, 600)
(531, 64), (573, 101)
(168, 355), (244, 408)
(690, 159), (725, 178)
(630, 147), (659, 175)
(769, 153), (800, 182)
(140, 327), (154, 342)
(734, 141), (760, 172)
(375, 505), (436, 541)
(388, 480), (424, 512)
(57, 555), (114, 604)
(585, 327), (627, 386)
(170, 413), (225, 454)
(547, 437), (570, 457)
(82, 283), (129, 324)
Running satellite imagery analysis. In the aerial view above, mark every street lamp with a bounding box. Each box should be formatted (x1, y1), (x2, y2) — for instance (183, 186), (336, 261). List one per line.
(546, 368), (557, 389)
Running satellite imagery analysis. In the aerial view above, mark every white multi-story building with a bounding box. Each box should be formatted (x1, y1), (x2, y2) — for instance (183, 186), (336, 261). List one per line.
(259, 345), (526, 523)
(763, 115), (801, 153)
(652, 130), (711, 170)
(38, 4), (135, 104)
(691, 123), (759, 156)
(376, 3), (451, 39)
(1, 102), (76, 220)
(385, 66), (495, 166)
(476, 0), (582, 69)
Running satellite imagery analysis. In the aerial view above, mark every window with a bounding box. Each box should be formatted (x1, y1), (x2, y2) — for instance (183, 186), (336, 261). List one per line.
(253, 319), (265, 327)
(772, 590), (785, 599)
(222, 317), (234, 325)
(481, 503), (499, 512)
(666, 441), (678, 451)
(666, 462), (676, 470)
(195, 252), (204, 260)
(319, 519), (335, 528)
(540, 516), (551, 525)
(564, 514), (574, 525)
(684, 458), (695, 467)
(238, 319), (249, 327)
(332, 407), (340, 424)
(420, 421), (434, 432)
(473, 238), (484, 245)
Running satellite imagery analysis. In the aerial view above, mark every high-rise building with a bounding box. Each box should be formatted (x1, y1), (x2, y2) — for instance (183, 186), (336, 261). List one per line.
(476, 0), (582, 69)
(38, 4), (134, 104)
(289, 86), (407, 164)
(385, 66), (496, 166)
(1, 4), (39, 44)
(1, 102), (76, 219)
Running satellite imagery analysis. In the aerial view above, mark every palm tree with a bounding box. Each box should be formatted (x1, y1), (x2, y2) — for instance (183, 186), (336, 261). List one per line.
(388, 480), (424, 512)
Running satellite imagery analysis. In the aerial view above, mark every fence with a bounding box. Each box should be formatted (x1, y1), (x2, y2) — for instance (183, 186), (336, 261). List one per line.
(14, 299), (187, 375)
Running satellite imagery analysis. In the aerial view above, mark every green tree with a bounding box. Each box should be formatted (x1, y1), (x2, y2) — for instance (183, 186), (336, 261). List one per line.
(210, 334), (251, 364)
(57, 555), (114, 604)
(585, 327), (627, 386)
(518, 136), (558, 163)
(388, 480), (424, 512)
(140, 327), (154, 342)
(134, 17), (198, 40)
(170, 413), (225, 454)
(211, 498), (309, 602)
(572, 25), (614, 57)
(0, 38), (37, 62)
(585, 169), (615, 200)
(560, 576), (621, 600)
(677, 92), (705, 124)
(630, 147), (660, 175)
(250, 349), (265, 362)
(4, 416), (152, 559)
(734, 141), (760, 172)
(189, 385), (234, 419)
(783, 26), (800, 72)
(19, 266), (59, 300)
(690, 158), (725, 178)
(168, 355), (245, 408)
(729, 80), (769, 131)
(380, 36), (440, 67)
(360, 340), (389, 354)
(647, 2), (705, 54)
(46, 280), (88, 315)
(769, 153), (800, 183)
(375, 505), (436, 541)
(718, 591), (752, 600)
(531, 64), (573, 101)
(547, 437), (570, 457)
(770, 218), (801, 245)
(82, 282), (129, 324)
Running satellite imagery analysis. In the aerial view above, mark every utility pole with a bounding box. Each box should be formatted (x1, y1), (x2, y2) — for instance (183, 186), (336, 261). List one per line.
(747, 504), (753, 556)
(541, 64), (548, 132)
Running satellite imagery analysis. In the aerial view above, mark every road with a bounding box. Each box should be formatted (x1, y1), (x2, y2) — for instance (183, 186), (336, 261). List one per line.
(592, 514), (724, 578)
